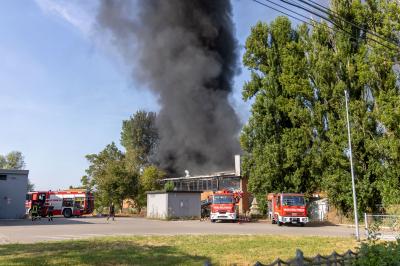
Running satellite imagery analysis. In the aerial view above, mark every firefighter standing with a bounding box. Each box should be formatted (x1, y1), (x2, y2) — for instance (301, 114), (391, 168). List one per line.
(107, 202), (115, 221)
(31, 204), (40, 221)
(47, 205), (54, 221)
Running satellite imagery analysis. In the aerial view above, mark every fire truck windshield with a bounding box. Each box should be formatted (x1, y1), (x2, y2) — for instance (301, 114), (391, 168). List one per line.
(282, 196), (305, 206)
(213, 195), (234, 204)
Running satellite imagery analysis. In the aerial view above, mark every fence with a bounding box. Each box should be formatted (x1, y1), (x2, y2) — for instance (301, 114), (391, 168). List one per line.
(364, 213), (400, 241)
(254, 249), (358, 266)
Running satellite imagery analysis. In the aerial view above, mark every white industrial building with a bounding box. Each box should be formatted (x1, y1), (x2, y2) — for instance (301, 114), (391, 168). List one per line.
(0, 169), (29, 219)
(147, 191), (202, 219)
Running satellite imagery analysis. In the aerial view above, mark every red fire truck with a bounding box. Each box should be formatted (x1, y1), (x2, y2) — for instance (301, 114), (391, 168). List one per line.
(267, 193), (308, 226)
(26, 190), (94, 218)
(210, 190), (242, 222)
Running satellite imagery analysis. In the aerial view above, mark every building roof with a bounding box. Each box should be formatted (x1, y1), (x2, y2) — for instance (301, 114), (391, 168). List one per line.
(161, 171), (239, 182)
(0, 169), (29, 175)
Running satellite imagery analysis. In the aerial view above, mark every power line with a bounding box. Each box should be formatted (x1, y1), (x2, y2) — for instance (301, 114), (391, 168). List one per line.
(251, 0), (313, 27)
(252, 0), (357, 44)
(277, 0), (398, 52)
(262, 0), (311, 23)
(294, 0), (400, 49)
(257, 0), (350, 42)
(251, 0), (400, 61)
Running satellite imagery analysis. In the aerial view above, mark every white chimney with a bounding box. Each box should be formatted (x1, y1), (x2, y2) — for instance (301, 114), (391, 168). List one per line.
(234, 155), (241, 176)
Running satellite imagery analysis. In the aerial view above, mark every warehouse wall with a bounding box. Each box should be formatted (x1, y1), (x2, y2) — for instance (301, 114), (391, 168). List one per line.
(147, 193), (168, 219)
(147, 192), (201, 219)
(167, 192), (200, 219)
(0, 170), (29, 219)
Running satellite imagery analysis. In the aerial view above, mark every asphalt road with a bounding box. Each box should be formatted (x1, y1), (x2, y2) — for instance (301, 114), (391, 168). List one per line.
(0, 217), (356, 244)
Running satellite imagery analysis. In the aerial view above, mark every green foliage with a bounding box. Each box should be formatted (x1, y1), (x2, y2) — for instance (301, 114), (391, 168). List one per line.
(121, 110), (158, 170)
(241, 1), (400, 215)
(140, 166), (165, 192)
(355, 239), (400, 266)
(0, 151), (33, 191)
(164, 181), (175, 192)
(0, 151), (25, 170)
(135, 165), (166, 211)
(0, 155), (6, 168)
(254, 194), (268, 215)
(241, 17), (320, 197)
(83, 111), (162, 212)
(84, 142), (139, 209)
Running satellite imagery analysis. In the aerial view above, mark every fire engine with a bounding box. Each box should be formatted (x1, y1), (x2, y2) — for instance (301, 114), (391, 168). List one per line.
(267, 193), (308, 226)
(210, 190), (242, 222)
(26, 190), (94, 218)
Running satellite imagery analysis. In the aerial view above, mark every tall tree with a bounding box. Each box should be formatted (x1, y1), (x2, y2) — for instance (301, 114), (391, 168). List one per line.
(84, 142), (138, 209)
(121, 110), (158, 170)
(241, 17), (318, 202)
(241, 0), (400, 215)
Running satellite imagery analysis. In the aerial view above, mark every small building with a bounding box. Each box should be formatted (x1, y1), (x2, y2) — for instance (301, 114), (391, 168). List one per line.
(147, 191), (202, 219)
(0, 169), (29, 219)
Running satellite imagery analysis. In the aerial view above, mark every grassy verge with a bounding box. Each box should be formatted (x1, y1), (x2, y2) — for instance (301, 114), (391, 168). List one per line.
(0, 235), (357, 265)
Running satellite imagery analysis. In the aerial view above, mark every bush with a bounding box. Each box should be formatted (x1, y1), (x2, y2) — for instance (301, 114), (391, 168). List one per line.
(255, 194), (268, 215)
(164, 181), (175, 192)
(354, 239), (400, 265)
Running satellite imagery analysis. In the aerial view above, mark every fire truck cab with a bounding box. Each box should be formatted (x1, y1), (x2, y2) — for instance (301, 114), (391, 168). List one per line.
(210, 190), (241, 222)
(268, 193), (308, 226)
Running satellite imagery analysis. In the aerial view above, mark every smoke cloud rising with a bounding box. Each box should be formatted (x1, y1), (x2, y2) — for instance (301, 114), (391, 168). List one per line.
(97, 0), (240, 175)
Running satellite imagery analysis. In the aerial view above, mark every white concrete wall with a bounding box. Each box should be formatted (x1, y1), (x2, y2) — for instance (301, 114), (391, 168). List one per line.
(147, 192), (201, 219)
(147, 193), (168, 219)
(167, 193), (200, 218)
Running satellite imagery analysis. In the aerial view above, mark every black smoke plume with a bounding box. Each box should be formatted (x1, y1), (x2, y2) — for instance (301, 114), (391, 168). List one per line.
(97, 0), (240, 175)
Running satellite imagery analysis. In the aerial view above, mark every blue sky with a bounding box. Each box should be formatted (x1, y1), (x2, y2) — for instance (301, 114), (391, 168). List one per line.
(0, 0), (306, 190)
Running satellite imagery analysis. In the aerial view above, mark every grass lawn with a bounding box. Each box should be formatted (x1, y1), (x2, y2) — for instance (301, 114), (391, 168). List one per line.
(0, 235), (357, 266)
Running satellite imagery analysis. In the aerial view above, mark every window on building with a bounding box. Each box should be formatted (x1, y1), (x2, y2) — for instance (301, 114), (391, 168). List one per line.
(220, 177), (240, 190)
(0, 175), (7, 180)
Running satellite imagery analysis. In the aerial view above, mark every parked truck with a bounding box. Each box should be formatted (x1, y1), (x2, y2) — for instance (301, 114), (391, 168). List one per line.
(210, 190), (242, 222)
(26, 190), (94, 218)
(267, 193), (308, 226)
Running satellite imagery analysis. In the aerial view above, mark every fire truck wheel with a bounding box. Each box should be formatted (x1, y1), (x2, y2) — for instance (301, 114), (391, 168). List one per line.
(211, 219), (216, 223)
(63, 208), (72, 218)
(300, 223), (305, 227)
(271, 219), (276, 224)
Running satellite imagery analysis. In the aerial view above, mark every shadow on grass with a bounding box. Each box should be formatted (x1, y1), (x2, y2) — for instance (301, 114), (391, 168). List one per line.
(0, 239), (209, 266)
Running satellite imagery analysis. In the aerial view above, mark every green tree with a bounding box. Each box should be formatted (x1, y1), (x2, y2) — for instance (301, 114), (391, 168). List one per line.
(140, 165), (165, 192)
(84, 142), (139, 210)
(241, 1), (400, 215)
(0, 155), (6, 168)
(241, 17), (318, 199)
(121, 110), (158, 170)
(134, 165), (165, 212)
(0, 151), (25, 169)
(164, 181), (175, 192)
